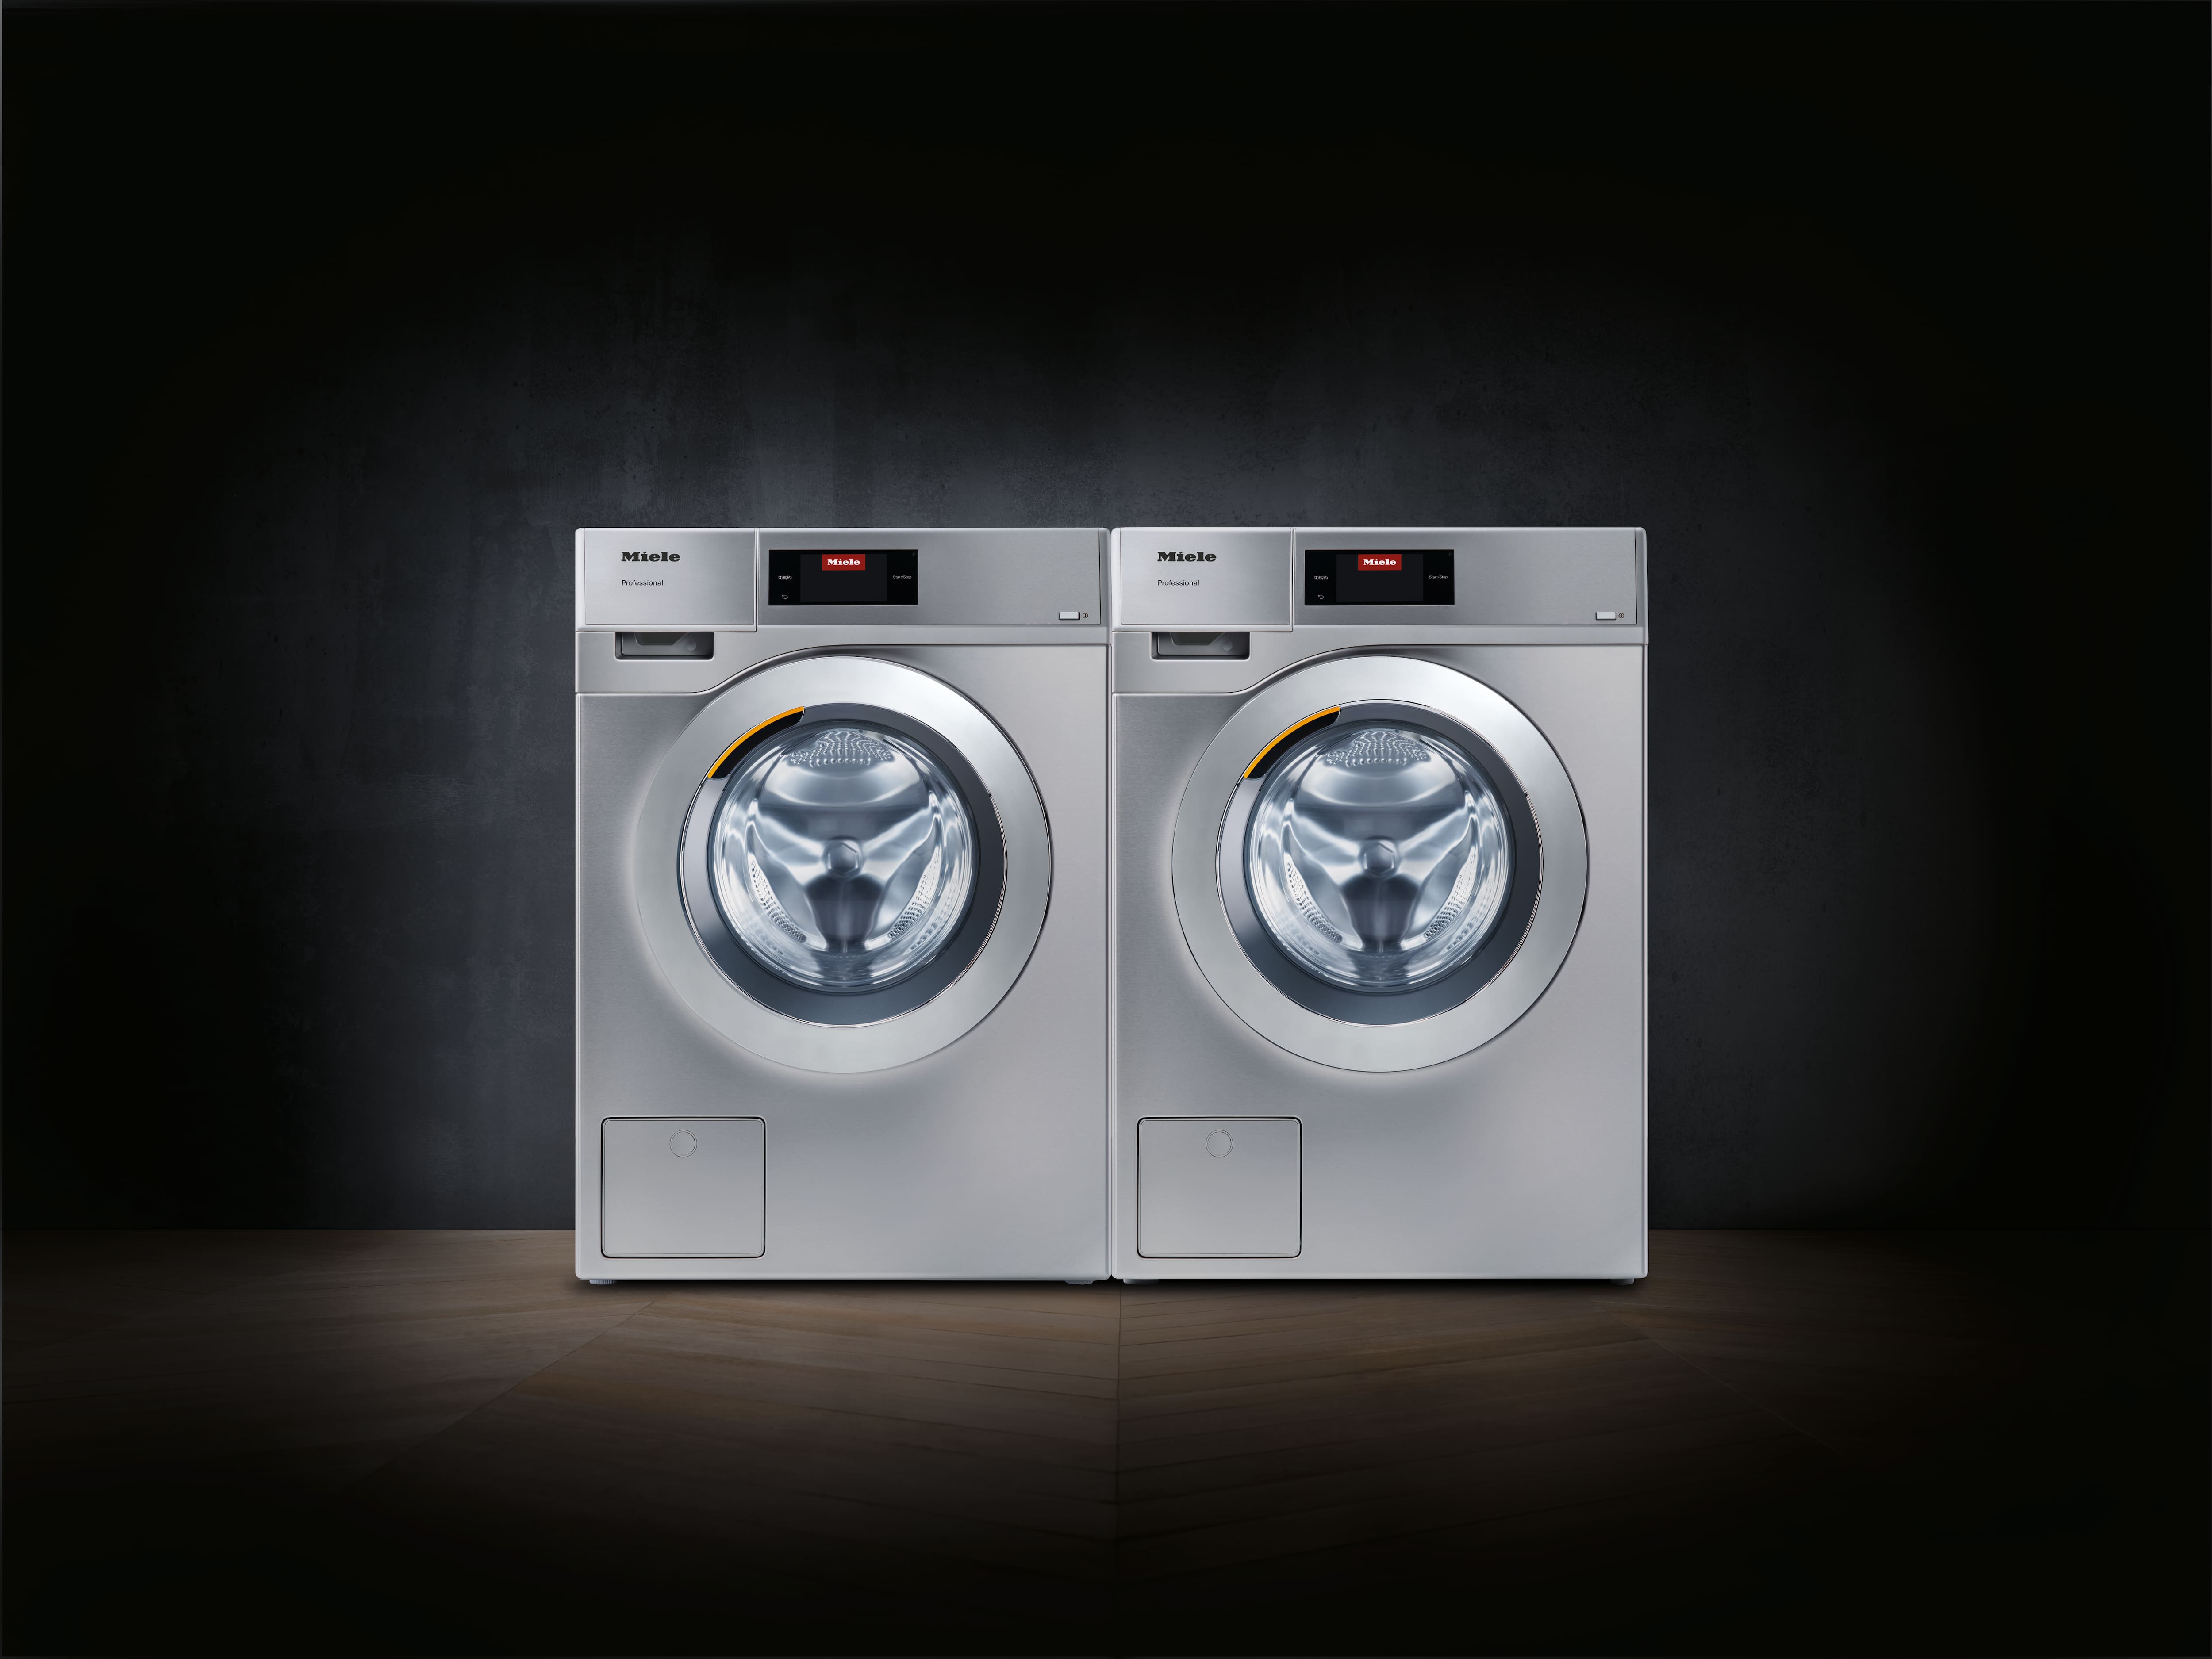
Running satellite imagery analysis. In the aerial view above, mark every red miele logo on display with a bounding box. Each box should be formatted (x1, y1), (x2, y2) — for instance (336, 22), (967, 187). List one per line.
(821, 554), (868, 571)
(1357, 553), (1404, 571)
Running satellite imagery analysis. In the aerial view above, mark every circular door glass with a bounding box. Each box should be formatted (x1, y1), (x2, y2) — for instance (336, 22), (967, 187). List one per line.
(1245, 722), (1512, 995)
(708, 723), (976, 993)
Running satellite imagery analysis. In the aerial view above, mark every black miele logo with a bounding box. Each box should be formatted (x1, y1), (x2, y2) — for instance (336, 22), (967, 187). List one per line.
(1156, 550), (1215, 562)
(621, 551), (680, 563)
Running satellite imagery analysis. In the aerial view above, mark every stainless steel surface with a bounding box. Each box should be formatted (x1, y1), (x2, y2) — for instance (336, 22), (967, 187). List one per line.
(1110, 635), (1644, 1280)
(1110, 622), (1646, 695)
(577, 529), (757, 632)
(1137, 1116), (1302, 1257)
(632, 656), (1052, 1074)
(580, 642), (1107, 1280)
(1111, 527), (1294, 632)
(1171, 656), (1589, 1073)
(1291, 527), (1644, 628)
(760, 528), (1103, 628)
(579, 627), (1111, 696)
(601, 1117), (765, 1257)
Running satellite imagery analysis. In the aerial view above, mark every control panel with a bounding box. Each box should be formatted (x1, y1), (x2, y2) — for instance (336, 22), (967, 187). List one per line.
(766, 548), (919, 607)
(756, 529), (1102, 627)
(1290, 529), (1641, 626)
(1303, 548), (1455, 607)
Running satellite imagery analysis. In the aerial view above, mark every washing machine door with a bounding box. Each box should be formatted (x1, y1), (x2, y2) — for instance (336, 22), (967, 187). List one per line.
(632, 656), (1051, 1073)
(1171, 655), (1587, 1073)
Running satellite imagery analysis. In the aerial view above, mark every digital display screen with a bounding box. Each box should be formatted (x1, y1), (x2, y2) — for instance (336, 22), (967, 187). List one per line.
(767, 549), (919, 607)
(1304, 548), (1454, 606)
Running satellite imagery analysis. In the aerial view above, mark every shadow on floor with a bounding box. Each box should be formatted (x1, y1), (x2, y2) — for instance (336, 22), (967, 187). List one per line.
(4, 1230), (2204, 1655)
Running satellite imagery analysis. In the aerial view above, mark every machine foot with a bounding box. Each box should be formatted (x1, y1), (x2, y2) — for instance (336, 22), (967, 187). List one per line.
(1609, 1276), (1636, 1285)
(1064, 1279), (1097, 1286)
(588, 1278), (616, 1286)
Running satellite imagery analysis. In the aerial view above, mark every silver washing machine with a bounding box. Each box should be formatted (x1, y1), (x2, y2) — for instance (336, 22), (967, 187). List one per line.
(575, 528), (1108, 1281)
(1108, 528), (1645, 1280)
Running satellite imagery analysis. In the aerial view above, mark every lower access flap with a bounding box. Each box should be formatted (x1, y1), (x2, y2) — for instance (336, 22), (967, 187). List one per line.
(602, 1117), (764, 1257)
(1137, 1116), (1300, 1257)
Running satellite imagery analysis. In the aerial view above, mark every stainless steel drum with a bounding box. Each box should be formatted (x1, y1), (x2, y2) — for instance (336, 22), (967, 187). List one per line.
(1244, 722), (1513, 996)
(710, 724), (977, 995)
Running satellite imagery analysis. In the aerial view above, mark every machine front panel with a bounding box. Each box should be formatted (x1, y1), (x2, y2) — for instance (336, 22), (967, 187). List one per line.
(1108, 644), (1644, 1280)
(576, 644), (1108, 1280)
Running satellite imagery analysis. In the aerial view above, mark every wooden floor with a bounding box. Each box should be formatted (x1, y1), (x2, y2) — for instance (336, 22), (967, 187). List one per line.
(5, 1231), (2203, 1655)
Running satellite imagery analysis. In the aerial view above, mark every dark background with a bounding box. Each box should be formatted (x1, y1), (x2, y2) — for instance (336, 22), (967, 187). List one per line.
(5, 3), (2204, 1231)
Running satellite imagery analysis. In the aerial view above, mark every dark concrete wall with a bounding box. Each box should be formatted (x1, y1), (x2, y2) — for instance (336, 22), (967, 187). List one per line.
(6, 5), (2203, 1228)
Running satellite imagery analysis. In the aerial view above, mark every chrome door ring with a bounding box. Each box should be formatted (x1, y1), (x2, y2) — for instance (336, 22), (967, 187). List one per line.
(634, 656), (1052, 1073)
(1171, 655), (1586, 1073)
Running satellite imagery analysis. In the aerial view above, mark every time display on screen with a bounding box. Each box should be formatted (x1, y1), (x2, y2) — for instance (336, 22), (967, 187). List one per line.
(1304, 548), (1454, 606)
(767, 549), (920, 606)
